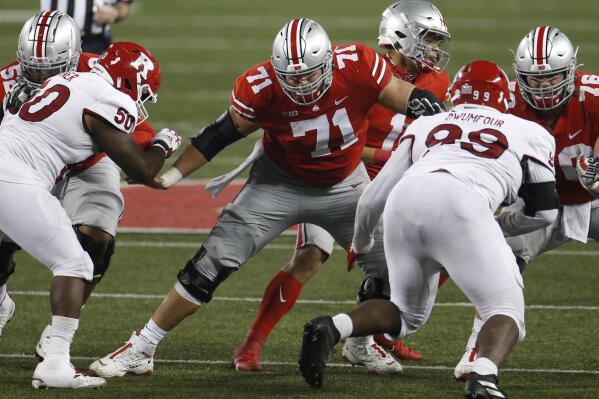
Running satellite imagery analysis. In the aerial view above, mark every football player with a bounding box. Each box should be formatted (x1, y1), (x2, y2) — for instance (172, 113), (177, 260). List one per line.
(231, 0), (451, 373)
(0, 12), (179, 352)
(454, 26), (599, 381)
(89, 17), (445, 378)
(298, 60), (558, 399)
(0, 40), (180, 389)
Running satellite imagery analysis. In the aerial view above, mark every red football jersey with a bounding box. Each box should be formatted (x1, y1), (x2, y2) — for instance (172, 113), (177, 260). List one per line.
(230, 43), (392, 187)
(0, 52), (155, 173)
(509, 70), (599, 205)
(365, 56), (450, 178)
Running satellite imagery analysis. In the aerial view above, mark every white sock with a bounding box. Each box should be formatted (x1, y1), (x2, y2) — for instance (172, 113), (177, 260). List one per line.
(472, 356), (498, 376)
(46, 316), (79, 359)
(466, 316), (485, 349)
(332, 313), (353, 340)
(0, 284), (6, 304)
(140, 319), (168, 346)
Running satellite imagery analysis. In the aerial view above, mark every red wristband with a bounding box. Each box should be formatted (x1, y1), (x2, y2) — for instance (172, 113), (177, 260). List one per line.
(373, 149), (392, 167)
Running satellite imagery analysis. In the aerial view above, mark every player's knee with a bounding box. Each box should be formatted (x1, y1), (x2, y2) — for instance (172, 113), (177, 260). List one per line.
(75, 225), (115, 287)
(0, 241), (20, 285)
(176, 245), (236, 304)
(285, 245), (326, 276)
(358, 277), (389, 302)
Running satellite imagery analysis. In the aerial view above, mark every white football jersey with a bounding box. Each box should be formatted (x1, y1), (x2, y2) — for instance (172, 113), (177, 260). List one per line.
(0, 71), (137, 189)
(403, 104), (555, 210)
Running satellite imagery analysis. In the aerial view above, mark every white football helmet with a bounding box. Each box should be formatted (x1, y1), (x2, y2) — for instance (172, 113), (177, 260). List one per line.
(271, 18), (333, 105)
(514, 26), (578, 110)
(17, 11), (81, 86)
(378, 0), (450, 72)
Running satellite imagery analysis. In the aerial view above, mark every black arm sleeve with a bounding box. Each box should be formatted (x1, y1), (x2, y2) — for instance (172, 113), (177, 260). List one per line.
(190, 110), (244, 161)
(519, 181), (560, 216)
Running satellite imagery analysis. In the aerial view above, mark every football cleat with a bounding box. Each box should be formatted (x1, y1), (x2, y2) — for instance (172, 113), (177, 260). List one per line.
(454, 346), (477, 381)
(35, 324), (52, 360)
(464, 372), (507, 399)
(373, 333), (423, 361)
(298, 316), (340, 389)
(231, 331), (266, 371)
(32, 357), (106, 389)
(89, 331), (154, 378)
(0, 293), (15, 336)
(342, 336), (403, 375)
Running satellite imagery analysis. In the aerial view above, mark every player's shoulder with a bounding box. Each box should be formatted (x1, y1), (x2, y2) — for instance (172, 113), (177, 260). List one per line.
(573, 70), (599, 109)
(415, 70), (450, 99)
(231, 60), (277, 119)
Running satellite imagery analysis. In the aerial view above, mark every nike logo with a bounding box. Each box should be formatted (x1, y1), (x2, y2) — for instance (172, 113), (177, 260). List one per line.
(335, 96), (348, 105)
(569, 130), (582, 140)
(351, 182), (363, 189)
(279, 286), (286, 303)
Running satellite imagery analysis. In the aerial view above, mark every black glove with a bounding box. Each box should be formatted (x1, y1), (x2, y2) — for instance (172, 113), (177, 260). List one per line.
(3, 79), (34, 114)
(406, 88), (445, 119)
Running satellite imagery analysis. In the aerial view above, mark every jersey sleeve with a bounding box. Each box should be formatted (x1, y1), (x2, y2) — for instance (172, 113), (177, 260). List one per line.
(84, 91), (138, 135)
(524, 121), (556, 173)
(230, 62), (272, 121)
(0, 61), (21, 106)
(352, 43), (393, 95)
(131, 120), (156, 150)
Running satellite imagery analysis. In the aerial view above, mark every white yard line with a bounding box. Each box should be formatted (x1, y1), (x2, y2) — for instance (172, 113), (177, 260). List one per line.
(1, 353), (598, 375)
(9, 290), (599, 310)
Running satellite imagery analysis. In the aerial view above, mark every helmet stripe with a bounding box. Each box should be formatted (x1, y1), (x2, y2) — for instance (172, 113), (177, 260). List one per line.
(535, 26), (547, 65)
(288, 18), (303, 63)
(34, 10), (57, 59)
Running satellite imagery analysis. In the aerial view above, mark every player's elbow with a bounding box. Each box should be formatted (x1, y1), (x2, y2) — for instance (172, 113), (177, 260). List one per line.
(535, 208), (559, 228)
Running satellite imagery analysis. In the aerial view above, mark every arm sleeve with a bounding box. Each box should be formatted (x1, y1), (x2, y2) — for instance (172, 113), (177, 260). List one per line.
(352, 135), (414, 253)
(496, 161), (559, 237)
(84, 91), (138, 134)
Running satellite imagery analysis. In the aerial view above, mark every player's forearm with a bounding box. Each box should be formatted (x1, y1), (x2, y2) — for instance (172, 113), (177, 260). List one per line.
(172, 145), (208, 177)
(361, 145), (392, 167)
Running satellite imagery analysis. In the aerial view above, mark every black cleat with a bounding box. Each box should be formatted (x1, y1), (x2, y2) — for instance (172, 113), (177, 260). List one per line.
(298, 316), (340, 389)
(465, 372), (508, 399)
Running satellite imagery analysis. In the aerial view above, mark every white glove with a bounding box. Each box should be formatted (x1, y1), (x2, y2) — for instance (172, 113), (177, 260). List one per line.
(3, 79), (34, 113)
(151, 128), (181, 158)
(576, 148), (599, 193)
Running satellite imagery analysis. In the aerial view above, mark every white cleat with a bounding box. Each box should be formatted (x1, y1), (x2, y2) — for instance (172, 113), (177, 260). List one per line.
(32, 357), (106, 389)
(35, 324), (52, 360)
(89, 331), (154, 378)
(342, 335), (403, 375)
(0, 293), (15, 336)
(454, 346), (477, 381)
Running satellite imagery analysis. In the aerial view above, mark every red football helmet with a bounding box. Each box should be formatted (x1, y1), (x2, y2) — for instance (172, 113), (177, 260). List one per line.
(449, 60), (510, 113)
(92, 41), (160, 124)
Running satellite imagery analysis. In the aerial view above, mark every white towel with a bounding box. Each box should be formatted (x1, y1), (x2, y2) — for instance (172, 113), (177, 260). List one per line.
(205, 139), (264, 198)
(562, 202), (591, 243)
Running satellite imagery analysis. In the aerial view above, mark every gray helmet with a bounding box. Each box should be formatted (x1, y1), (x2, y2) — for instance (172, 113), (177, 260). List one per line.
(378, 0), (450, 72)
(271, 18), (333, 105)
(514, 26), (578, 110)
(17, 11), (81, 86)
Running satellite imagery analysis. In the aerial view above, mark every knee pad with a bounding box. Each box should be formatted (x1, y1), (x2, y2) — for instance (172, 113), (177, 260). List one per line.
(0, 241), (20, 286)
(177, 245), (235, 303)
(358, 277), (389, 302)
(75, 227), (115, 287)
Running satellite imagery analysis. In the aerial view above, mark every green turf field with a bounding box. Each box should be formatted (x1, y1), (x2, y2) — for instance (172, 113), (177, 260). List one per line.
(1, 0), (599, 398)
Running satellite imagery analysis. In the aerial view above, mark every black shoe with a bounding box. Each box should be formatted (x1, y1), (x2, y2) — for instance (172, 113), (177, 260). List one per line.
(465, 372), (507, 399)
(298, 316), (341, 389)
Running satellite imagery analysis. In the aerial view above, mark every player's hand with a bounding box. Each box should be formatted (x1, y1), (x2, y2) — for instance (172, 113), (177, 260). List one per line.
(94, 5), (120, 24)
(346, 244), (360, 272)
(151, 128), (182, 158)
(576, 148), (599, 194)
(407, 88), (445, 118)
(3, 79), (34, 114)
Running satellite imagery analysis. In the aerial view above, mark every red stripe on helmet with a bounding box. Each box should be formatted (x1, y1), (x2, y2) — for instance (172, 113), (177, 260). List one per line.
(289, 18), (301, 62)
(35, 11), (55, 59)
(535, 26), (547, 65)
